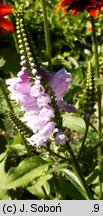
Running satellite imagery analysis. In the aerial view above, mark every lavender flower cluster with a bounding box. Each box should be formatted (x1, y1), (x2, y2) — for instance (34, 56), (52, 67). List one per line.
(6, 65), (75, 148)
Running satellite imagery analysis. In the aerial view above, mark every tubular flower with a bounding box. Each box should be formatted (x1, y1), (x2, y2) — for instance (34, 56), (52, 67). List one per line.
(49, 68), (76, 113)
(6, 67), (55, 148)
(56, 0), (103, 18)
(0, 3), (15, 34)
(55, 130), (68, 145)
(49, 68), (72, 100)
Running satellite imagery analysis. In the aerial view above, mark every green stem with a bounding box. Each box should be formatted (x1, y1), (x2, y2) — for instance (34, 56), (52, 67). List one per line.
(3, 0), (19, 53)
(12, 33), (20, 54)
(90, 16), (102, 199)
(0, 78), (14, 112)
(45, 146), (69, 162)
(66, 144), (93, 200)
(41, 0), (52, 71)
(20, 133), (31, 155)
(78, 123), (89, 159)
(46, 145), (92, 199)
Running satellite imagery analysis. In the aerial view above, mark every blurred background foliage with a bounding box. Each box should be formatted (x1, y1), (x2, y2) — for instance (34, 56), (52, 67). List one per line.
(1, 0), (103, 98)
(0, 0), (103, 199)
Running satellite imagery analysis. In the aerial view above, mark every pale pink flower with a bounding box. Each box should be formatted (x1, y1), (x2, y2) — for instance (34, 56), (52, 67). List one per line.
(55, 130), (68, 145)
(49, 68), (72, 100)
(27, 122), (55, 147)
(57, 100), (77, 113)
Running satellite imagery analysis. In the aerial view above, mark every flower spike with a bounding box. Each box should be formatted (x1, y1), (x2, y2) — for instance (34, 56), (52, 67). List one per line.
(6, 110), (33, 137)
(6, 5), (76, 148)
(83, 62), (96, 122)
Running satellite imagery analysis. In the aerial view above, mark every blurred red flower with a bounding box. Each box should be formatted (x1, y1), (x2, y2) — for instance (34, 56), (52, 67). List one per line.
(0, 3), (15, 35)
(56, 0), (103, 18)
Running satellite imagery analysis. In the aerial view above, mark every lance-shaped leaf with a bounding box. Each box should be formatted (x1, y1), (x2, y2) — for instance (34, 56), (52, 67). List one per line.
(2, 156), (50, 189)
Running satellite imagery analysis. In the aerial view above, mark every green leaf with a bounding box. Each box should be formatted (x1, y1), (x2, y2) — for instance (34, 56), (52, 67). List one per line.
(0, 155), (10, 199)
(27, 173), (52, 199)
(48, 163), (88, 199)
(0, 158), (6, 187)
(28, 185), (46, 199)
(0, 152), (7, 162)
(86, 168), (99, 185)
(95, 78), (103, 86)
(49, 163), (68, 173)
(62, 114), (92, 134)
(7, 144), (27, 156)
(0, 190), (10, 200)
(61, 168), (88, 199)
(0, 58), (5, 67)
(9, 133), (22, 146)
(2, 156), (50, 189)
(62, 182), (85, 200)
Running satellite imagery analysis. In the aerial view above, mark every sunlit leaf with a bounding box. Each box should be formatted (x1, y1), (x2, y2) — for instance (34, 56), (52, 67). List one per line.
(2, 156), (50, 189)
(95, 78), (103, 86)
(27, 173), (52, 199)
(86, 168), (99, 185)
(0, 155), (9, 199)
(0, 58), (5, 67)
(62, 114), (86, 133)
(61, 168), (88, 199)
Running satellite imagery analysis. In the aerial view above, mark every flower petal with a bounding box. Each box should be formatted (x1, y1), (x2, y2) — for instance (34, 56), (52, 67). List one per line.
(56, 0), (73, 12)
(0, 17), (15, 34)
(56, 0), (103, 18)
(60, 9), (69, 18)
(101, 6), (103, 11)
(71, 9), (80, 15)
(0, 3), (13, 16)
(88, 8), (98, 17)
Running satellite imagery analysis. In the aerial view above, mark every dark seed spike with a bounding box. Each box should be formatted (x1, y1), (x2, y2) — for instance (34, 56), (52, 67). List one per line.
(81, 62), (96, 122)
(6, 111), (33, 137)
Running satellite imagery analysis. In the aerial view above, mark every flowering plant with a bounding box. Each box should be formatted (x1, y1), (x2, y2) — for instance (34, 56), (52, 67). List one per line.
(56, 0), (103, 18)
(0, 0), (103, 200)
